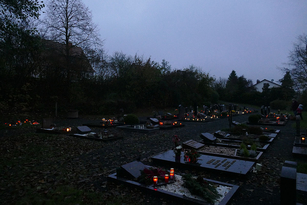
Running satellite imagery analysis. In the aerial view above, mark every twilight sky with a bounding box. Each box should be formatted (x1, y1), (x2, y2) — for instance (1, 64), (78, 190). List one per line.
(84, 0), (307, 84)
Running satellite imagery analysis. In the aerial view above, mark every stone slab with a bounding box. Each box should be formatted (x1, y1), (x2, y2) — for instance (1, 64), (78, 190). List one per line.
(42, 118), (54, 128)
(200, 133), (217, 143)
(292, 146), (307, 156)
(152, 150), (255, 175)
(77, 126), (91, 133)
(297, 173), (307, 192)
(182, 140), (205, 150)
(121, 161), (146, 179)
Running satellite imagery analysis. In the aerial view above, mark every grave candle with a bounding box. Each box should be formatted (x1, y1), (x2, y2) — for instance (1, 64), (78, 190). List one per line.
(153, 176), (158, 185)
(302, 136), (305, 143)
(170, 168), (174, 180)
(164, 174), (169, 183)
(66, 127), (71, 132)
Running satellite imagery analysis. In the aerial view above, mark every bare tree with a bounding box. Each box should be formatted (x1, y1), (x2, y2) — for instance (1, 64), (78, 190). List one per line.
(285, 34), (307, 90)
(41, 0), (101, 81)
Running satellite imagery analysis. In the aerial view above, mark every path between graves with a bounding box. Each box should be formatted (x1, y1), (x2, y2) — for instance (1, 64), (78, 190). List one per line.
(53, 114), (304, 205)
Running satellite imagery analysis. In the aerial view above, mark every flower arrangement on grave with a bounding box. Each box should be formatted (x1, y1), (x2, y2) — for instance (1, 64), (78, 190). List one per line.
(182, 174), (222, 204)
(184, 149), (200, 163)
(172, 135), (182, 161)
(137, 167), (167, 185)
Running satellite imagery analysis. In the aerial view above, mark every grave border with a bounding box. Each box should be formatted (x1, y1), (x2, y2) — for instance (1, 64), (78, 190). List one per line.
(108, 171), (239, 205)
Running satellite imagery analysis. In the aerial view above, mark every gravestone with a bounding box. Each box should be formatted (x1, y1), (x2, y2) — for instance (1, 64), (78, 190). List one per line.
(280, 166), (296, 205)
(214, 130), (230, 138)
(149, 118), (159, 124)
(77, 126), (92, 133)
(42, 118), (54, 128)
(232, 121), (241, 126)
(182, 140), (205, 150)
(178, 105), (185, 120)
(200, 133), (217, 143)
(121, 161), (146, 179)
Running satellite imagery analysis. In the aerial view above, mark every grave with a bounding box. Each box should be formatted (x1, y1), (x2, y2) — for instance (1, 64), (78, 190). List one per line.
(77, 125), (91, 133)
(197, 146), (263, 162)
(117, 124), (159, 133)
(108, 161), (239, 205)
(182, 140), (205, 150)
(151, 150), (255, 175)
(214, 130), (231, 138)
(200, 133), (217, 143)
(42, 118), (54, 128)
(292, 134), (307, 156)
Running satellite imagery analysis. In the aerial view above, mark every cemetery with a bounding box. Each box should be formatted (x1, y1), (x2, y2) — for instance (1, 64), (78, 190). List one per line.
(1, 107), (307, 205)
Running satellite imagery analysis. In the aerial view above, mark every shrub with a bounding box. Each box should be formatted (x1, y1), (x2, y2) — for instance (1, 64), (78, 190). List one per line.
(259, 135), (269, 142)
(248, 114), (262, 124)
(270, 100), (289, 110)
(240, 143), (247, 149)
(124, 114), (139, 125)
(251, 143), (257, 151)
(248, 126), (263, 135)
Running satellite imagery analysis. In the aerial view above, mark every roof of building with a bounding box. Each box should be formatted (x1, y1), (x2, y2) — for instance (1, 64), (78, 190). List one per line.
(253, 79), (281, 87)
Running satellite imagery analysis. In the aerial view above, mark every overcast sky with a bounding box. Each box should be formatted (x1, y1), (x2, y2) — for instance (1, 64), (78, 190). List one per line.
(84, 0), (307, 84)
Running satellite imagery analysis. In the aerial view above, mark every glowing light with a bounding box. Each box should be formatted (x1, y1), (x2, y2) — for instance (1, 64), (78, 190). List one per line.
(153, 176), (158, 185)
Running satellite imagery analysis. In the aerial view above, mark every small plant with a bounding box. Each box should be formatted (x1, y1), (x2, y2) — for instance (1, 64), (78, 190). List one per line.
(251, 143), (257, 151)
(124, 114), (139, 125)
(259, 135), (269, 142)
(248, 126), (263, 135)
(240, 142), (247, 149)
(241, 147), (250, 157)
(248, 114), (262, 124)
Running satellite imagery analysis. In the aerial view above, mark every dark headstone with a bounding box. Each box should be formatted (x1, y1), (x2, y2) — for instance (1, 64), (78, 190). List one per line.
(121, 161), (146, 179)
(280, 166), (296, 205)
(183, 140), (205, 150)
(42, 118), (54, 128)
(200, 133), (216, 143)
(149, 118), (159, 124)
(232, 121), (241, 126)
(214, 130), (230, 138)
(77, 126), (92, 133)
(178, 106), (185, 120)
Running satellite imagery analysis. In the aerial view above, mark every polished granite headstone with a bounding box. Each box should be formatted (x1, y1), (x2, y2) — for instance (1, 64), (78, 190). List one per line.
(120, 161), (146, 179)
(280, 166), (296, 205)
(152, 150), (254, 175)
(77, 126), (92, 133)
(182, 140), (204, 150)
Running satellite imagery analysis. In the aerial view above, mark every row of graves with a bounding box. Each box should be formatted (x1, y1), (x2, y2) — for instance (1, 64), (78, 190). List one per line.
(292, 115), (307, 156)
(180, 104), (255, 123)
(107, 121), (283, 204)
(35, 118), (124, 141)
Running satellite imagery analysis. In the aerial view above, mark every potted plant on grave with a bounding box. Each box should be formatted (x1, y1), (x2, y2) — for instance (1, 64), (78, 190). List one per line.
(173, 135), (182, 162)
(184, 149), (200, 163)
